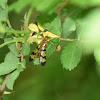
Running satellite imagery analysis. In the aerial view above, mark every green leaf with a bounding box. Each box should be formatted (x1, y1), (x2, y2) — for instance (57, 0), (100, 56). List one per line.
(94, 48), (100, 65)
(21, 59), (26, 68)
(63, 17), (76, 38)
(33, 0), (64, 13)
(8, 43), (19, 56)
(22, 43), (30, 56)
(61, 5), (82, 38)
(0, 0), (7, 9)
(0, 62), (17, 76)
(37, 14), (62, 36)
(6, 69), (20, 90)
(0, 52), (19, 76)
(4, 52), (19, 64)
(69, 0), (100, 6)
(0, 19), (6, 35)
(0, 77), (3, 84)
(61, 41), (82, 70)
(61, 5), (78, 16)
(33, 58), (40, 65)
(46, 38), (59, 58)
(61, 5), (82, 18)
(0, 32), (4, 38)
(8, 0), (30, 13)
(76, 8), (100, 48)
(0, 42), (9, 63)
(8, 0), (64, 14)
(4, 34), (12, 42)
(17, 64), (24, 72)
(0, 7), (8, 21)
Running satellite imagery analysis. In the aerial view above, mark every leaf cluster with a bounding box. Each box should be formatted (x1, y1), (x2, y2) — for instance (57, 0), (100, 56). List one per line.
(0, 0), (100, 93)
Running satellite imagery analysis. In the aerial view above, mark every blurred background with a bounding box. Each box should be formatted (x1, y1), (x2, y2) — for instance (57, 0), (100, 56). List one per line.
(1, 0), (100, 100)
(4, 47), (100, 100)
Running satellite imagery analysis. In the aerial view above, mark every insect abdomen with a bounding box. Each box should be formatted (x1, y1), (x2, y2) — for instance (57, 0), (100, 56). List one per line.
(40, 46), (46, 66)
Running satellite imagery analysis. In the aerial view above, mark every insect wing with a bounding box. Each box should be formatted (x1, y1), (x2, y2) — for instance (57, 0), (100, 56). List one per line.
(29, 45), (40, 62)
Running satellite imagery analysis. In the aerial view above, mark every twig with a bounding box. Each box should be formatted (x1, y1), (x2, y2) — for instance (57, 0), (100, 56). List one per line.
(59, 37), (78, 41)
(5, 29), (30, 34)
(0, 73), (11, 93)
(0, 38), (24, 48)
(7, 19), (12, 29)
(24, 6), (34, 30)
(59, 37), (90, 42)
(17, 42), (23, 62)
(60, 8), (78, 23)
(55, 1), (68, 16)
(3, 91), (12, 94)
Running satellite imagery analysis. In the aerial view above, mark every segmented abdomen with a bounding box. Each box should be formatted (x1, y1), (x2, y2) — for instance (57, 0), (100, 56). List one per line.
(40, 45), (46, 66)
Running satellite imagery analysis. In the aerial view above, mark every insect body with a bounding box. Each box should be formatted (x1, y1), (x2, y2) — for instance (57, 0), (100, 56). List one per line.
(28, 23), (60, 66)
(29, 36), (48, 66)
(39, 36), (48, 66)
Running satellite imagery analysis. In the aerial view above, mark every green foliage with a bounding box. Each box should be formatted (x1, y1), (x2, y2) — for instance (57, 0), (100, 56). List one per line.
(8, 0), (64, 14)
(8, 43), (19, 56)
(6, 69), (20, 90)
(46, 38), (59, 58)
(0, 22), (6, 39)
(32, 0), (64, 14)
(1, 0), (100, 97)
(0, 77), (3, 85)
(0, 0), (7, 9)
(61, 5), (80, 17)
(0, 52), (19, 76)
(94, 48), (100, 65)
(0, 0), (8, 21)
(0, 7), (8, 21)
(69, 0), (100, 6)
(61, 41), (82, 70)
(21, 59), (26, 68)
(37, 14), (62, 36)
(22, 43), (30, 56)
(4, 52), (18, 63)
(76, 8), (100, 48)
(33, 58), (40, 65)
(62, 5), (82, 38)
(61, 5), (82, 18)
(63, 17), (76, 38)
(0, 30), (4, 38)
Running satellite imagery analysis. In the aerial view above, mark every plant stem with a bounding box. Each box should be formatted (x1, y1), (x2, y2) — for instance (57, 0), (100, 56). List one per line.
(59, 37), (78, 41)
(36, 37), (89, 42)
(7, 19), (12, 29)
(27, 7), (34, 27)
(48, 37), (78, 41)
(24, 6), (34, 30)
(59, 37), (89, 42)
(5, 29), (30, 34)
(0, 73), (11, 93)
(0, 35), (88, 49)
(0, 38), (24, 48)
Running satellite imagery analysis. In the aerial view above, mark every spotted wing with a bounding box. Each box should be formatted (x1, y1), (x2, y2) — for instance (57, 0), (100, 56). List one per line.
(29, 45), (40, 62)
